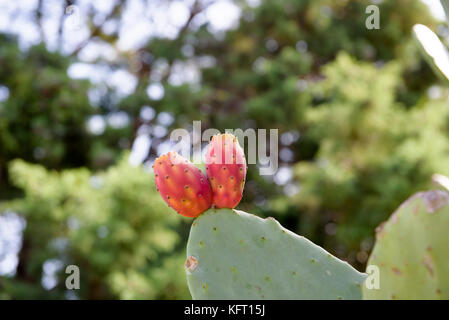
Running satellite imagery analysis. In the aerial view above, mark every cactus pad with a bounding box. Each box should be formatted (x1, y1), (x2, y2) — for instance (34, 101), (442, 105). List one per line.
(186, 208), (366, 299)
(363, 190), (449, 299)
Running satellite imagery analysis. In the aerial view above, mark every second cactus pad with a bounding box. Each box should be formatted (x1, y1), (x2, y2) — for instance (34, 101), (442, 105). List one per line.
(363, 190), (449, 299)
(186, 209), (366, 299)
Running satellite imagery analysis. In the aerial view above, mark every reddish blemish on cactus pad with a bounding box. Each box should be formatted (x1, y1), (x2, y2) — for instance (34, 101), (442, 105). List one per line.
(185, 256), (199, 272)
(154, 151), (212, 218)
(205, 133), (247, 209)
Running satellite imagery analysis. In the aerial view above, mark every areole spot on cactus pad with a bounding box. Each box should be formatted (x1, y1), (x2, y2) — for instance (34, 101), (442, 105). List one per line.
(153, 151), (212, 218)
(205, 133), (247, 209)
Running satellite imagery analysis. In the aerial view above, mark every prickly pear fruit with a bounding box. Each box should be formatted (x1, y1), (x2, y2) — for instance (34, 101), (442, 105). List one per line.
(154, 152), (212, 218)
(205, 133), (246, 209)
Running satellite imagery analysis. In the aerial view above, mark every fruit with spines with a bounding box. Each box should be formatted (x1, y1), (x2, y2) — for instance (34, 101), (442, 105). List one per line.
(153, 151), (212, 218)
(205, 133), (246, 209)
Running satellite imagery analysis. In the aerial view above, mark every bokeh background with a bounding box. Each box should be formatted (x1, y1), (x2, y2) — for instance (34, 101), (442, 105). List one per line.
(0, 0), (448, 299)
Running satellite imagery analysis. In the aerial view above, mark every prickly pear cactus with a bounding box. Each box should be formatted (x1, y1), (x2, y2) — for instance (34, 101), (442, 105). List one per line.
(185, 208), (366, 300)
(363, 190), (449, 299)
(154, 132), (367, 299)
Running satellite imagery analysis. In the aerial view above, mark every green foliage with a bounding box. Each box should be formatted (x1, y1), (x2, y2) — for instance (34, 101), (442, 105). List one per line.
(292, 53), (449, 268)
(1, 154), (190, 299)
(193, 0), (436, 132)
(186, 208), (366, 299)
(0, 36), (93, 172)
(363, 190), (449, 299)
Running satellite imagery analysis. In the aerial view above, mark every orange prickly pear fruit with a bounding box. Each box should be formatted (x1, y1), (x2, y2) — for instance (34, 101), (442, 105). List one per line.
(205, 133), (247, 209)
(154, 151), (212, 218)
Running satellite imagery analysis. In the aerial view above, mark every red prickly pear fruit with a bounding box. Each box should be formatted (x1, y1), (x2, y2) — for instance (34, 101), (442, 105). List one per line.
(205, 133), (247, 209)
(153, 151), (212, 218)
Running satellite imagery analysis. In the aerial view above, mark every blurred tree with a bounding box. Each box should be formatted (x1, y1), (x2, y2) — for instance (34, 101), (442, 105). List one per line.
(0, 34), (94, 197)
(291, 53), (449, 268)
(1, 154), (190, 299)
(116, 0), (439, 211)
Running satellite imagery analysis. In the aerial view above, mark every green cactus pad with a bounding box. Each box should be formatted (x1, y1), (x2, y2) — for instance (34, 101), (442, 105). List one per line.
(185, 208), (366, 299)
(363, 190), (449, 299)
